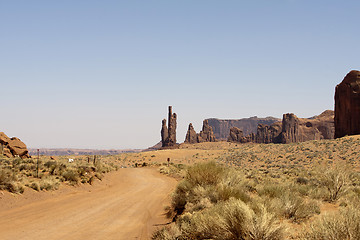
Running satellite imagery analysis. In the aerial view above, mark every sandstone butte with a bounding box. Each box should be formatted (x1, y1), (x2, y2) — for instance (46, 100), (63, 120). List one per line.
(335, 70), (360, 138)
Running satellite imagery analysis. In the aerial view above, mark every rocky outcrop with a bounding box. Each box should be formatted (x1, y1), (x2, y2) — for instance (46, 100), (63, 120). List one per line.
(281, 113), (300, 143)
(228, 127), (255, 143)
(0, 132), (30, 158)
(184, 123), (197, 144)
(161, 119), (168, 145)
(335, 70), (360, 138)
(161, 106), (177, 147)
(256, 122), (282, 143)
(207, 116), (280, 140)
(184, 120), (217, 144)
(232, 110), (334, 144)
(228, 127), (243, 142)
(197, 120), (216, 143)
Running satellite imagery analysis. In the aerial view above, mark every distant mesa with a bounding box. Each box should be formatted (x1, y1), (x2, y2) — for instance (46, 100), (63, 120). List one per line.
(228, 110), (335, 144)
(161, 106), (178, 148)
(184, 120), (217, 144)
(335, 70), (360, 138)
(0, 132), (30, 158)
(28, 148), (140, 156)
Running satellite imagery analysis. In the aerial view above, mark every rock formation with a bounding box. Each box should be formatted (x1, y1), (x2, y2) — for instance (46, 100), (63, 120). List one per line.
(256, 122), (282, 144)
(184, 120), (217, 144)
(228, 127), (243, 142)
(229, 110), (335, 144)
(161, 106), (177, 147)
(228, 127), (255, 143)
(207, 116), (280, 140)
(281, 113), (300, 143)
(335, 70), (360, 138)
(184, 123), (197, 144)
(0, 132), (30, 158)
(197, 120), (216, 143)
(161, 119), (168, 145)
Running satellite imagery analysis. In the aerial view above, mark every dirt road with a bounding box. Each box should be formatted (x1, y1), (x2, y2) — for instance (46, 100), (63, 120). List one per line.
(0, 168), (177, 240)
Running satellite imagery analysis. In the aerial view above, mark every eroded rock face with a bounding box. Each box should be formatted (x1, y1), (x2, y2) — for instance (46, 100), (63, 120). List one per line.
(184, 120), (217, 144)
(0, 132), (30, 158)
(237, 110), (334, 144)
(197, 120), (216, 143)
(281, 113), (300, 143)
(161, 119), (168, 146)
(207, 117), (280, 140)
(335, 70), (360, 138)
(168, 106), (177, 146)
(228, 127), (256, 143)
(161, 106), (177, 147)
(256, 122), (282, 144)
(228, 127), (243, 142)
(185, 123), (197, 144)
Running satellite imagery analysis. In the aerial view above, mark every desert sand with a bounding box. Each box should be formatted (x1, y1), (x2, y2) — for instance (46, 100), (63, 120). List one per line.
(0, 168), (176, 240)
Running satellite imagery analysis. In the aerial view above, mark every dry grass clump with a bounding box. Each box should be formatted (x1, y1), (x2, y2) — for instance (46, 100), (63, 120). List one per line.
(154, 198), (284, 240)
(0, 169), (24, 193)
(170, 161), (251, 218)
(302, 206), (360, 239)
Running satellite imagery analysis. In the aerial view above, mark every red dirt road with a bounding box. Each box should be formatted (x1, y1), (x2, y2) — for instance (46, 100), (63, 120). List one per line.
(0, 168), (176, 240)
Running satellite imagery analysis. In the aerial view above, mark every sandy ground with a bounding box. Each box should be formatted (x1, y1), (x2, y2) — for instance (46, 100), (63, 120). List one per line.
(0, 168), (177, 240)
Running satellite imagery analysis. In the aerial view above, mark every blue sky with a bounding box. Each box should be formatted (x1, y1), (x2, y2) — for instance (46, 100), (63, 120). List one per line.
(0, 0), (359, 149)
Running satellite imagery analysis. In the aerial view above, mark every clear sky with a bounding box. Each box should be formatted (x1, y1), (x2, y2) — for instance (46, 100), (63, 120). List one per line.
(0, 0), (359, 149)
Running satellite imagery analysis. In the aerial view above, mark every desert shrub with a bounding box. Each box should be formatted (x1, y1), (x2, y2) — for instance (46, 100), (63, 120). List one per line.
(62, 170), (79, 183)
(30, 182), (41, 191)
(315, 164), (351, 202)
(0, 169), (23, 193)
(302, 206), (360, 239)
(151, 225), (181, 240)
(170, 162), (251, 218)
(0, 169), (13, 187)
(186, 161), (225, 186)
(40, 176), (59, 190)
(88, 176), (95, 185)
(258, 183), (287, 199)
(7, 182), (24, 194)
(156, 198), (284, 240)
(278, 194), (320, 222)
(44, 161), (57, 169)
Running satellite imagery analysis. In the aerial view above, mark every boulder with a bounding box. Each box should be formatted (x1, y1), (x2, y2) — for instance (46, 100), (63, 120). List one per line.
(8, 137), (30, 158)
(335, 70), (360, 138)
(0, 132), (30, 158)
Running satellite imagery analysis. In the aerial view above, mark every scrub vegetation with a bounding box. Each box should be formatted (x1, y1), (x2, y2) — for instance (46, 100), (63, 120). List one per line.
(153, 135), (360, 239)
(0, 155), (117, 193)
